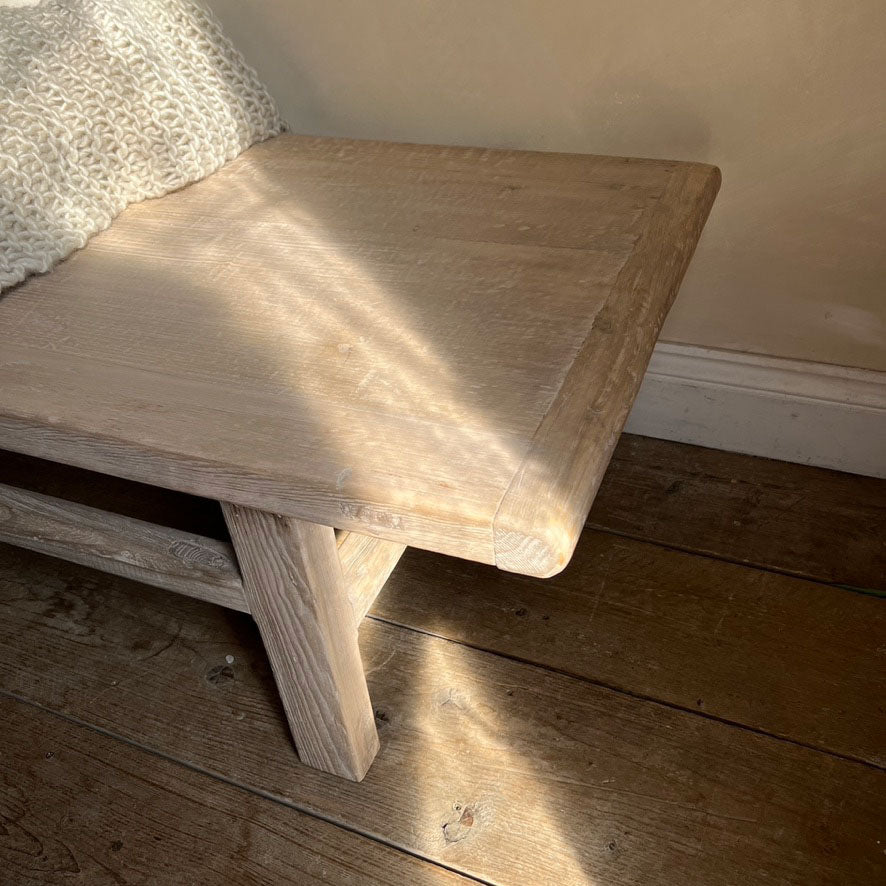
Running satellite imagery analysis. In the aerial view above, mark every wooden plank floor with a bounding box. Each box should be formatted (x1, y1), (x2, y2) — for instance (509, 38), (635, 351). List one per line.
(591, 435), (886, 591)
(1, 698), (469, 885)
(1, 437), (884, 885)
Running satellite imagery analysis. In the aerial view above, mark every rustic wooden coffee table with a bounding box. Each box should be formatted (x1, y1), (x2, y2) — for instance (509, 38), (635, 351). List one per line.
(0, 135), (719, 780)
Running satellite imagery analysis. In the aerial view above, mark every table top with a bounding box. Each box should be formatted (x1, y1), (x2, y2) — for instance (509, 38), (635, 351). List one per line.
(0, 135), (718, 576)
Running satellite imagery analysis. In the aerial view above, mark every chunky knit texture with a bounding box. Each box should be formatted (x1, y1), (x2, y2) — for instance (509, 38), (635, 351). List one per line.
(0, 0), (285, 291)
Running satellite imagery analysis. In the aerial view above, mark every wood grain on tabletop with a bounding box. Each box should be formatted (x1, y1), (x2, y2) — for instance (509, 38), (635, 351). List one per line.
(0, 134), (718, 573)
(493, 163), (719, 576)
(0, 545), (881, 886)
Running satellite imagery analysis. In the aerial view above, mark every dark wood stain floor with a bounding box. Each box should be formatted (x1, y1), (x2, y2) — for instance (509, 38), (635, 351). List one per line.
(1, 434), (884, 885)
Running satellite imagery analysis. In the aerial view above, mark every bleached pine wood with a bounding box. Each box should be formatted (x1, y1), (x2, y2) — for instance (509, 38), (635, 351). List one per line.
(0, 481), (246, 611)
(0, 134), (719, 576)
(0, 482), (404, 626)
(337, 529), (406, 621)
(222, 503), (379, 780)
(493, 163), (721, 575)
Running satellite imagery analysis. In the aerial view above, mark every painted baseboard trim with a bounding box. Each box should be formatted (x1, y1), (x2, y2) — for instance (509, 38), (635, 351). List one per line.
(626, 343), (886, 478)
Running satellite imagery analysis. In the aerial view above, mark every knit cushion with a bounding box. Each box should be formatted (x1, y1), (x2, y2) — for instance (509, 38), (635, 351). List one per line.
(0, 0), (285, 291)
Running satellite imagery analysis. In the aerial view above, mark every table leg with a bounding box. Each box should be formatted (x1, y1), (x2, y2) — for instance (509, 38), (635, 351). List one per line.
(222, 503), (379, 781)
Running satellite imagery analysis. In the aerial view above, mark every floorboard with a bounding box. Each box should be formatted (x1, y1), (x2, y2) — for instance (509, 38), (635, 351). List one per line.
(591, 435), (886, 590)
(0, 695), (472, 885)
(1, 545), (883, 886)
(374, 531), (886, 766)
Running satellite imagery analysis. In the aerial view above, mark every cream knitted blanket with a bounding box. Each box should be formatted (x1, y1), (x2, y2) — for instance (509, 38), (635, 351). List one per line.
(0, 0), (285, 291)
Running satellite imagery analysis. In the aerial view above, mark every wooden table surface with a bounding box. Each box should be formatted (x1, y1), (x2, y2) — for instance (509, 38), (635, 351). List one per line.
(0, 135), (718, 576)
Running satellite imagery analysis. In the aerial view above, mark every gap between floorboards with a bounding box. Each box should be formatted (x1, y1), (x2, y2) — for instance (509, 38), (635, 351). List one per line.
(0, 688), (496, 886)
(359, 610), (885, 773)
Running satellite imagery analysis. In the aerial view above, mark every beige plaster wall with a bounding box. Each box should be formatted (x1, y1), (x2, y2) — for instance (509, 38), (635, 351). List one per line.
(209, 0), (886, 371)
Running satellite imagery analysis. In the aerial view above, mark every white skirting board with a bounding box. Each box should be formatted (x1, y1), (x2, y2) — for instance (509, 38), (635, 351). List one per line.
(625, 343), (886, 479)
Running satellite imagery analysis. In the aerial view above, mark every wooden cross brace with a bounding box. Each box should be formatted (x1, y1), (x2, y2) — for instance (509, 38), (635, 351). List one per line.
(0, 482), (405, 780)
